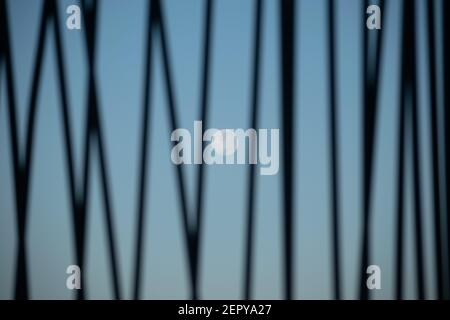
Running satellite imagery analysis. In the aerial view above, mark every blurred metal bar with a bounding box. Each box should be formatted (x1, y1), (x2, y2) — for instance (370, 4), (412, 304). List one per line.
(194, 0), (214, 300)
(359, 0), (385, 300)
(243, 0), (263, 300)
(51, 0), (88, 299)
(132, 0), (157, 300)
(394, 7), (406, 297)
(395, 0), (425, 299)
(408, 0), (425, 298)
(81, 0), (122, 299)
(153, 0), (197, 299)
(279, 0), (296, 300)
(0, 0), (52, 299)
(426, 0), (444, 300)
(327, 0), (342, 300)
(443, 0), (450, 300)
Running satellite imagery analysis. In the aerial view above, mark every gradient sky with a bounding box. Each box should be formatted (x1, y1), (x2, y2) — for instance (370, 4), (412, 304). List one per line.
(0, 0), (441, 299)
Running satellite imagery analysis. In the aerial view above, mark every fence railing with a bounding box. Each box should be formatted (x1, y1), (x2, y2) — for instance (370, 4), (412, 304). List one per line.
(0, 0), (449, 300)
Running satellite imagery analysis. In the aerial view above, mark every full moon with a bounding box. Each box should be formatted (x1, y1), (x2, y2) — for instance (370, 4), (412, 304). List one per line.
(211, 130), (238, 157)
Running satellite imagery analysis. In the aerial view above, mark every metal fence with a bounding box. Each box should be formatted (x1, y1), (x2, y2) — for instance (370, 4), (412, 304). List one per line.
(0, 0), (449, 300)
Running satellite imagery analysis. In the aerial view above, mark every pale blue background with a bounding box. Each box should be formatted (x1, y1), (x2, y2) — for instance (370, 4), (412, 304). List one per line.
(0, 0), (442, 299)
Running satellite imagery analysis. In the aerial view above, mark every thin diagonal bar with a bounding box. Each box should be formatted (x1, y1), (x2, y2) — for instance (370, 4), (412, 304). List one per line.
(408, 0), (425, 299)
(0, 0), (20, 202)
(16, 0), (50, 300)
(372, 1), (385, 106)
(94, 83), (123, 300)
(395, 0), (410, 299)
(132, 0), (156, 300)
(359, 0), (372, 300)
(52, 0), (77, 238)
(51, 0), (89, 299)
(279, 0), (296, 300)
(81, 0), (122, 299)
(243, 0), (263, 300)
(358, 0), (385, 300)
(327, 0), (342, 300)
(426, 0), (444, 300)
(0, 0), (23, 298)
(395, 0), (425, 299)
(153, 0), (197, 299)
(193, 0), (214, 300)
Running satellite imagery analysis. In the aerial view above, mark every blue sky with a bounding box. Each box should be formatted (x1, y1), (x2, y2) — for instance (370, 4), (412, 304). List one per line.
(0, 0), (441, 299)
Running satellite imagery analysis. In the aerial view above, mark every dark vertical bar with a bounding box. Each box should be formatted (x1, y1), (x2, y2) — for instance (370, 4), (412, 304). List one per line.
(441, 1), (450, 299)
(359, 0), (385, 300)
(426, 0), (444, 300)
(394, 12), (406, 298)
(359, 0), (370, 300)
(133, 0), (156, 300)
(395, 0), (425, 300)
(443, 0), (450, 299)
(408, 0), (425, 299)
(327, 0), (342, 300)
(279, 0), (296, 300)
(243, 0), (263, 300)
(194, 0), (214, 300)
(359, 0), (372, 300)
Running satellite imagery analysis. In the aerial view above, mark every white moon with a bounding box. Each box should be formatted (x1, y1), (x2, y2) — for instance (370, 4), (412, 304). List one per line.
(211, 130), (238, 157)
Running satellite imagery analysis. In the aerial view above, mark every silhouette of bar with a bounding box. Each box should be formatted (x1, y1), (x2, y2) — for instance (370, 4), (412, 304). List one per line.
(443, 0), (450, 300)
(153, 0), (197, 299)
(243, 0), (263, 300)
(395, 0), (425, 300)
(0, 0), (52, 299)
(358, 0), (385, 300)
(327, 0), (342, 300)
(193, 0), (214, 300)
(80, 0), (122, 299)
(132, 0), (156, 300)
(279, 0), (296, 300)
(426, 0), (444, 300)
